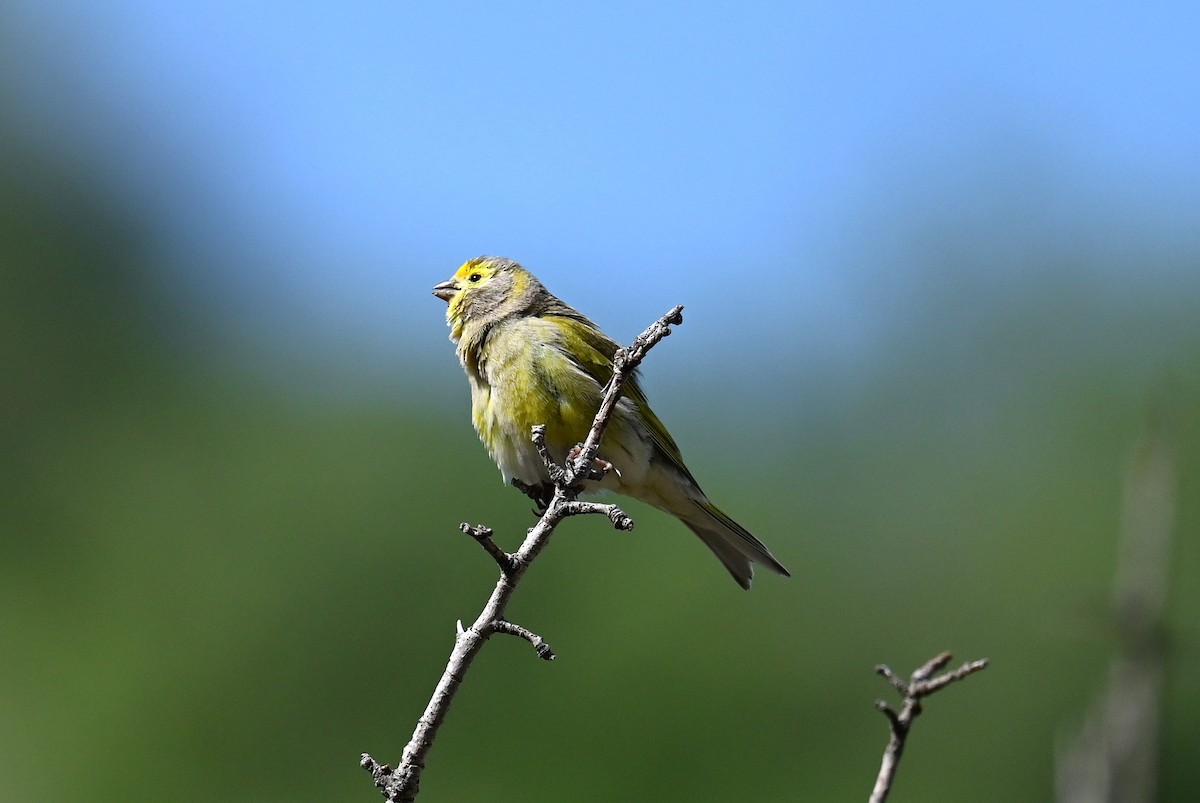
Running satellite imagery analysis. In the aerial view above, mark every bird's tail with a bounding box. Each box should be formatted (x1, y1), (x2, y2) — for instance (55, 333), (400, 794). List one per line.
(680, 500), (790, 590)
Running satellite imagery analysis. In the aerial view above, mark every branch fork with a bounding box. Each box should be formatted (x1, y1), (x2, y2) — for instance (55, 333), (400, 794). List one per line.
(361, 305), (685, 802)
(869, 651), (989, 803)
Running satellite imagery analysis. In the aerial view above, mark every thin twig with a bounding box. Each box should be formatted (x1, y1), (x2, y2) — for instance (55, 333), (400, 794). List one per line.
(558, 500), (635, 530)
(458, 523), (515, 574)
(869, 652), (988, 803)
(361, 305), (685, 802)
(493, 619), (556, 660)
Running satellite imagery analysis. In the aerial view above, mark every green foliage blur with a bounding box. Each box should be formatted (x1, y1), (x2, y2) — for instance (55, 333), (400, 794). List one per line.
(3, 102), (1199, 803)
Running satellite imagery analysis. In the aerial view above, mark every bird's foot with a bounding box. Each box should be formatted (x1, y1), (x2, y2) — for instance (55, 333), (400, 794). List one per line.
(511, 478), (554, 516)
(566, 445), (620, 481)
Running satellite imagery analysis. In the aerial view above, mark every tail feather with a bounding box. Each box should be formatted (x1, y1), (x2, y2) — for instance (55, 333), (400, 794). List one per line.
(682, 500), (790, 590)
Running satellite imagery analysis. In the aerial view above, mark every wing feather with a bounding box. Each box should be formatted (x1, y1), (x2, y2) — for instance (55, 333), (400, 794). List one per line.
(541, 308), (698, 487)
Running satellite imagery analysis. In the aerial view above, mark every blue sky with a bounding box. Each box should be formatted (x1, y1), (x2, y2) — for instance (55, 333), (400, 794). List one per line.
(6, 2), (1199, 390)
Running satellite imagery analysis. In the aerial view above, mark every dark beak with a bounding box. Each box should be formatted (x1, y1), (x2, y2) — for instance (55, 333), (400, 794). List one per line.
(432, 279), (459, 302)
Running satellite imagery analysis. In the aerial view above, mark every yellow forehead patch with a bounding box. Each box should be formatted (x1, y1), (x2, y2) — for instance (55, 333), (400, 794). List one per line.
(455, 257), (494, 282)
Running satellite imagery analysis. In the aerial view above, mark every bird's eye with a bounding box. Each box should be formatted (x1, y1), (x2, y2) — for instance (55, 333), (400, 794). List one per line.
(468, 273), (482, 283)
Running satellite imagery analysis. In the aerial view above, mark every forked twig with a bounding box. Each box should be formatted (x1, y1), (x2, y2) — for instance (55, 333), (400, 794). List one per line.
(869, 651), (989, 803)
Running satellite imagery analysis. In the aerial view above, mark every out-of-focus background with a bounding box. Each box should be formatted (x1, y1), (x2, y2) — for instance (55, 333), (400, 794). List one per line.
(2, 3), (1197, 801)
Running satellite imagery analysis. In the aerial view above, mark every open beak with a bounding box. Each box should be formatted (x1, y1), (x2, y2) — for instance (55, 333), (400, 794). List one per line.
(432, 279), (459, 302)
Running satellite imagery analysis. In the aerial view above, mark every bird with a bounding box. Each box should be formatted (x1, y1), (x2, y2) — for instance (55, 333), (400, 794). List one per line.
(432, 256), (789, 589)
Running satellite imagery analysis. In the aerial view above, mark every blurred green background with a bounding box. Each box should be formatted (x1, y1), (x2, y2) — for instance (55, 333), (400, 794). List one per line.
(3, 4), (1198, 802)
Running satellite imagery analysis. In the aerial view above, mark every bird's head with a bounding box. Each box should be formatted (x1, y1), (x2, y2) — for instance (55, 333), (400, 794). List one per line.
(433, 256), (544, 342)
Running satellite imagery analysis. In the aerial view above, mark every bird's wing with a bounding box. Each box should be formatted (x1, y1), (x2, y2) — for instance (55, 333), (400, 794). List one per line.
(545, 310), (698, 487)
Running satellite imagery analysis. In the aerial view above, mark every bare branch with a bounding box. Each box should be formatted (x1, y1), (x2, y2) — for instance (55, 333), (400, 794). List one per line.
(458, 522), (515, 574)
(874, 663), (908, 695)
(361, 305), (685, 802)
(911, 651), (952, 681)
(531, 425), (567, 486)
(493, 619), (556, 661)
(918, 658), (989, 695)
(559, 500), (635, 531)
(869, 652), (989, 803)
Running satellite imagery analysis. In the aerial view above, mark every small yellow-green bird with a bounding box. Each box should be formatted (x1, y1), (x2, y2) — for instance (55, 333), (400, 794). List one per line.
(433, 256), (789, 589)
